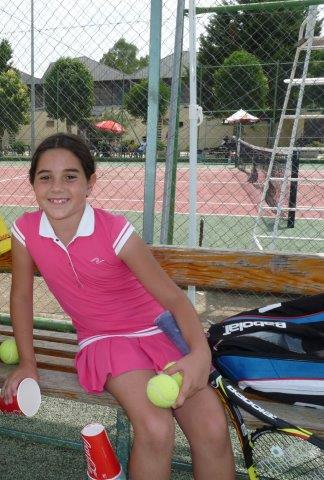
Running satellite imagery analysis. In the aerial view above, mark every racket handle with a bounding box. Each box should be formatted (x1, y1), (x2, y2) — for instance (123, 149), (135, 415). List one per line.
(155, 311), (190, 355)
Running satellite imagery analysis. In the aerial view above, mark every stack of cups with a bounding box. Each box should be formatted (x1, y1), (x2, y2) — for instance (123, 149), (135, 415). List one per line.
(0, 378), (41, 417)
(81, 423), (126, 480)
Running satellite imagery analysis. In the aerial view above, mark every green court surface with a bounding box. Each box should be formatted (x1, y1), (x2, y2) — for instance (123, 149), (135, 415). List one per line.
(1, 205), (323, 254)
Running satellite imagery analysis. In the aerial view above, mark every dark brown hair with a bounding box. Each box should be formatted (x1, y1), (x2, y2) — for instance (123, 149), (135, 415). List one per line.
(29, 133), (96, 184)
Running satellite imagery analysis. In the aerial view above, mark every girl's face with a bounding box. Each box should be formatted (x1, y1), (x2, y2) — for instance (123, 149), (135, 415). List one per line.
(33, 148), (96, 227)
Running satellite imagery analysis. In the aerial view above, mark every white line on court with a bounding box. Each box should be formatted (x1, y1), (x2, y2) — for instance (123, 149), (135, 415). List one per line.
(1, 204), (36, 208)
(0, 195), (34, 199)
(0, 174), (28, 183)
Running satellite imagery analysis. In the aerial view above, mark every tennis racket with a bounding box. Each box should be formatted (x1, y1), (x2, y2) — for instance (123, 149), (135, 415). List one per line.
(156, 311), (324, 480)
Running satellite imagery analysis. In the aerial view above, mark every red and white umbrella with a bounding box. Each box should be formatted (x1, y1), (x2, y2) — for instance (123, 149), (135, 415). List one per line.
(94, 120), (125, 134)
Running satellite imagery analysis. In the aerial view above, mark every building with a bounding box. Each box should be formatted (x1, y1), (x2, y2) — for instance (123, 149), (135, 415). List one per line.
(12, 52), (190, 150)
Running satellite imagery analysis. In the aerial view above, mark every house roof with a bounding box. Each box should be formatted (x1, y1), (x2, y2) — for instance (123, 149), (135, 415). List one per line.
(130, 51), (189, 80)
(42, 56), (126, 82)
(20, 51), (190, 85)
(18, 70), (42, 85)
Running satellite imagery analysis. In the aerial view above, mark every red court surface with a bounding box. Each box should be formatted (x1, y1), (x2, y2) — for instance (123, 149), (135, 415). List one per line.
(1, 164), (323, 219)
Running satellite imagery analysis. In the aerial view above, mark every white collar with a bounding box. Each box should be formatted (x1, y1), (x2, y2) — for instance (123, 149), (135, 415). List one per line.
(39, 203), (95, 241)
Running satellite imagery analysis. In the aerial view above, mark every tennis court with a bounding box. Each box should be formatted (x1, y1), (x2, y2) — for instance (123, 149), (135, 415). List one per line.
(1, 161), (323, 253)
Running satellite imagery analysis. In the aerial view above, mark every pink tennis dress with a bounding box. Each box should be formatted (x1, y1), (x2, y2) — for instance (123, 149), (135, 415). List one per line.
(12, 204), (183, 393)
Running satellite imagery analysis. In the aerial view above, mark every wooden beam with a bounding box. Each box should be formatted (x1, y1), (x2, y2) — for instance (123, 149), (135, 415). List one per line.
(1, 246), (323, 295)
(0, 250), (12, 273)
(150, 246), (324, 295)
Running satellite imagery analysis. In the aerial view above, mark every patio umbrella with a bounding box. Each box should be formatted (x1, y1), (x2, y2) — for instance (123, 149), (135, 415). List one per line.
(224, 110), (259, 158)
(224, 109), (259, 125)
(94, 120), (125, 134)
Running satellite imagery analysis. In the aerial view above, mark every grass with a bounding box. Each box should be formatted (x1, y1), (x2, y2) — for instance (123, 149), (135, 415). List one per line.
(1, 205), (323, 254)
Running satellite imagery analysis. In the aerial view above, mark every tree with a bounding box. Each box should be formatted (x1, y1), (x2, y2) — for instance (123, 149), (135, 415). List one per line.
(0, 41), (29, 149)
(213, 50), (269, 114)
(198, 0), (312, 114)
(124, 79), (170, 123)
(303, 50), (324, 111)
(80, 109), (129, 152)
(0, 39), (13, 73)
(44, 58), (94, 132)
(100, 38), (149, 74)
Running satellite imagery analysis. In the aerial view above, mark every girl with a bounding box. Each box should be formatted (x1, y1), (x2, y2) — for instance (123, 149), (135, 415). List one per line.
(2, 133), (235, 479)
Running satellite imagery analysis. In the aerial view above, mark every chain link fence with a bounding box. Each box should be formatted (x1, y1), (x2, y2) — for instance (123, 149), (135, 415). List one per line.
(0, 1), (323, 320)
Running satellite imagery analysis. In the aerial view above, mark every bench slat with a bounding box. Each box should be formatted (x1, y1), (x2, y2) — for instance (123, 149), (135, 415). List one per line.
(1, 247), (323, 294)
(36, 354), (75, 373)
(151, 246), (324, 295)
(0, 334), (77, 359)
(0, 364), (119, 407)
(0, 326), (77, 345)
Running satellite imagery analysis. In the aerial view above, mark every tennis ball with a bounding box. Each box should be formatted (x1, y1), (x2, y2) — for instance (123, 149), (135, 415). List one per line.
(0, 338), (19, 365)
(147, 373), (179, 408)
(164, 362), (183, 388)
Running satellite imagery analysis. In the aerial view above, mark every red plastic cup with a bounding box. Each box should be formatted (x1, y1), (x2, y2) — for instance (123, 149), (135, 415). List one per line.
(81, 423), (125, 480)
(0, 378), (41, 417)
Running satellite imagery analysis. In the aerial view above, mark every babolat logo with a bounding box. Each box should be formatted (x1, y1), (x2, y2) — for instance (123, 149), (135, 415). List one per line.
(227, 385), (277, 420)
(223, 320), (286, 335)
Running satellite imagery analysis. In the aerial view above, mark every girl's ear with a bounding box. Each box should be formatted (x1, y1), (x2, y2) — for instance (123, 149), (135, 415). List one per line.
(87, 173), (97, 196)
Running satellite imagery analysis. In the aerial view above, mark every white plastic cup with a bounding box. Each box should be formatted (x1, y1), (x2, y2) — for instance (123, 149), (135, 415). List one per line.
(0, 378), (41, 417)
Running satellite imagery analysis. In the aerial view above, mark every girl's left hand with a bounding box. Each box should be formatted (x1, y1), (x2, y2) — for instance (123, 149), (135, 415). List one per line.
(164, 349), (211, 408)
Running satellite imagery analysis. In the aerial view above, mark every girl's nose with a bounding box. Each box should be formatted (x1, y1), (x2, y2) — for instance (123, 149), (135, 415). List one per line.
(51, 178), (64, 191)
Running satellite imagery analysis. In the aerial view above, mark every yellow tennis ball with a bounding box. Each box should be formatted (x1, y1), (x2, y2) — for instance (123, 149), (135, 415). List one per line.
(147, 373), (179, 408)
(164, 362), (183, 388)
(0, 339), (19, 365)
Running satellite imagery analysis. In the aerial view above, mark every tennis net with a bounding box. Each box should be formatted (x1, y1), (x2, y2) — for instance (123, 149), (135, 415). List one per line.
(237, 139), (288, 210)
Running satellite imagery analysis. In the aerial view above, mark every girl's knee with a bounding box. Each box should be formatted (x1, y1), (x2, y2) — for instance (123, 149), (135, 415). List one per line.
(133, 412), (175, 450)
(190, 415), (231, 452)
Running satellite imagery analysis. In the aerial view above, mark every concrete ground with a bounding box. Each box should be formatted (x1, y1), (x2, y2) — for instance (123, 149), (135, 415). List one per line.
(0, 394), (200, 479)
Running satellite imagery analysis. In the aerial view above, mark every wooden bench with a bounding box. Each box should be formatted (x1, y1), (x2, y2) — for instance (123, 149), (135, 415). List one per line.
(0, 246), (323, 477)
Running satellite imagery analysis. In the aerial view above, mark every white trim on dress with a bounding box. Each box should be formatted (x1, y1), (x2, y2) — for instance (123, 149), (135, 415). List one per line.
(78, 326), (163, 351)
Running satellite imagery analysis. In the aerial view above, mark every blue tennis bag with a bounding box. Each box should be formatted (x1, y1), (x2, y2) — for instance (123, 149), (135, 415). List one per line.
(207, 294), (324, 408)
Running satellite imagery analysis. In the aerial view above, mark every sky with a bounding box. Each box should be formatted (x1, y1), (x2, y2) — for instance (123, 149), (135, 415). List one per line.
(0, 0), (217, 78)
(1, 1), (323, 78)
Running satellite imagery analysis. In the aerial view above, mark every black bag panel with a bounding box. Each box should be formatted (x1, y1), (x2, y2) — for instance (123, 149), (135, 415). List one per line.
(232, 293), (324, 317)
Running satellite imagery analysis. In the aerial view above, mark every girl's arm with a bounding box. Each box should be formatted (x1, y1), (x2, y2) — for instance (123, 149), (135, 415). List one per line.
(119, 233), (211, 407)
(1, 236), (38, 403)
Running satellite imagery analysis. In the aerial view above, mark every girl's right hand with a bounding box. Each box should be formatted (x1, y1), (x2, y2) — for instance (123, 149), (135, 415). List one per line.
(1, 361), (38, 404)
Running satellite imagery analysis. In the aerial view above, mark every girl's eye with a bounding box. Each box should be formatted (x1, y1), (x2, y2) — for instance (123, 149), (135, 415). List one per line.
(39, 175), (50, 181)
(66, 175), (77, 180)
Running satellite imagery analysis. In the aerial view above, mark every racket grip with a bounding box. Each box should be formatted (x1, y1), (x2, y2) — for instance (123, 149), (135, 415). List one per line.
(155, 311), (190, 355)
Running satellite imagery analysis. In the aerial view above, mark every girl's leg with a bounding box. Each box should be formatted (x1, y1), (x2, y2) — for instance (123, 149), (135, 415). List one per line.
(174, 385), (235, 480)
(105, 370), (175, 480)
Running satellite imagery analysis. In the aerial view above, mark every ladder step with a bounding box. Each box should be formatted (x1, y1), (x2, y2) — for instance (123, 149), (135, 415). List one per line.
(256, 235), (324, 242)
(297, 37), (324, 50)
(269, 177), (324, 182)
(261, 206), (324, 212)
(283, 114), (324, 119)
(284, 78), (324, 86)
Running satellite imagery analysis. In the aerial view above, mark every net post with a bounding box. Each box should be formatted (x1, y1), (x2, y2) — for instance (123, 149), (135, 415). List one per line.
(287, 150), (300, 229)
